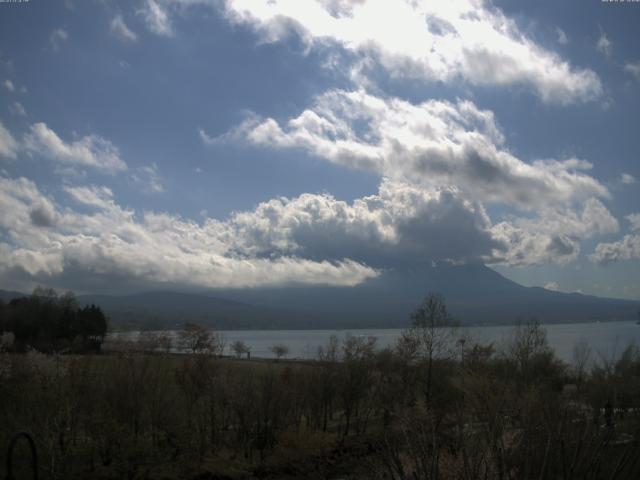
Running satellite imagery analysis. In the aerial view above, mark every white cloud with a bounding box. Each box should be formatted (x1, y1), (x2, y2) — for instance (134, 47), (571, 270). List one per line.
(624, 62), (640, 81)
(65, 185), (117, 211)
(627, 213), (640, 232)
(492, 223), (581, 266)
(544, 282), (559, 291)
(49, 28), (69, 51)
(0, 121), (18, 160)
(23, 122), (127, 173)
(216, 89), (609, 211)
(490, 198), (619, 266)
(139, 0), (173, 36)
(227, 179), (500, 266)
(0, 177), (62, 256)
(110, 14), (138, 42)
(591, 235), (640, 265)
(213, 0), (602, 104)
(0, 175), (378, 290)
(556, 27), (568, 45)
(0, 1), (623, 283)
(621, 173), (636, 185)
(9, 102), (27, 117)
(3, 79), (15, 92)
(2, 170), (562, 289)
(198, 128), (216, 145)
(131, 163), (164, 194)
(0, 157), (621, 291)
(596, 30), (612, 57)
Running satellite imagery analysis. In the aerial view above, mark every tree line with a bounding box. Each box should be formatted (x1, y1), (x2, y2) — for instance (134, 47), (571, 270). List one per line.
(0, 287), (107, 353)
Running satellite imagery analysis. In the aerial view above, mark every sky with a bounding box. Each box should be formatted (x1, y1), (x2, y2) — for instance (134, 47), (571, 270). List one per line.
(0, 0), (638, 299)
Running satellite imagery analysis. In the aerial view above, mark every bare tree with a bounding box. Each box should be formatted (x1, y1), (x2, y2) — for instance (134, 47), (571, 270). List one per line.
(138, 331), (162, 354)
(157, 333), (173, 354)
(312, 335), (340, 432)
(179, 322), (224, 355)
(270, 343), (289, 361)
(339, 334), (377, 436)
(506, 319), (556, 386)
(402, 292), (457, 402)
(231, 340), (250, 359)
(572, 338), (592, 384)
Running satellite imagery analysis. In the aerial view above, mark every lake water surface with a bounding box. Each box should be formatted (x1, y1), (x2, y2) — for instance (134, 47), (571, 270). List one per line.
(111, 320), (640, 364)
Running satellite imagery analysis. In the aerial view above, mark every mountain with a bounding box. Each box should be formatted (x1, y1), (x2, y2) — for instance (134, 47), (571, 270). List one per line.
(76, 291), (319, 330)
(215, 264), (640, 327)
(1, 265), (638, 329)
(0, 289), (25, 302)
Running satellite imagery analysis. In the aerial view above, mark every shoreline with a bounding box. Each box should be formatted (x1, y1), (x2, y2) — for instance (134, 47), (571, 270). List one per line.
(107, 317), (639, 334)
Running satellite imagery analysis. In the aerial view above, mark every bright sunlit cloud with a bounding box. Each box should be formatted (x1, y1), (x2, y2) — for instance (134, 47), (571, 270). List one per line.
(0, 0), (637, 298)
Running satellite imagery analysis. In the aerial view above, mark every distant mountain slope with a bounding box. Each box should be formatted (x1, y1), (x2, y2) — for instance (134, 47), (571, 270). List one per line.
(76, 291), (320, 330)
(0, 289), (26, 302)
(0, 289), (309, 330)
(215, 264), (640, 327)
(1, 265), (638, 329)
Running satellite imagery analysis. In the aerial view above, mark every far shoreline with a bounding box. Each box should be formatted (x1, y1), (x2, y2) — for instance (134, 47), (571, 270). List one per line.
(108, 317), (639, 334)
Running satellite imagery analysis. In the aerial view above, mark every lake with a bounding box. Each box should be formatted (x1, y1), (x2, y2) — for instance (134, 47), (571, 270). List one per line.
(109, 320), (640, 364)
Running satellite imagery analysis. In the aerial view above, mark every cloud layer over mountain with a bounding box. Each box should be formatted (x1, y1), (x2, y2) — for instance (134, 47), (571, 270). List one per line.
(0, 0), (636, 296)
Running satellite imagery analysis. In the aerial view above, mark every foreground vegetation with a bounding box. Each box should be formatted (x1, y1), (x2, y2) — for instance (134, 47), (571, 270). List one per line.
(2, 294), (640, 479)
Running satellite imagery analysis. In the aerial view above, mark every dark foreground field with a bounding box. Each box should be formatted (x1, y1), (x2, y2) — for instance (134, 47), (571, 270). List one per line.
(2, 322), (640, 479)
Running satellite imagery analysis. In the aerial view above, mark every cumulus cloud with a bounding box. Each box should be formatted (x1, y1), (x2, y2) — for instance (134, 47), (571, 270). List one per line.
(3, 79), (15, 92)
(555, 27), (568, 45)
(211, 88), (619, 267)
(591, 235), (640, 265)
(491, 198), (619, 266)
(198, 128), (216, 145)
(596, 29), (613, 57)
(212, 0), (602, 104)
(621, 173), (636, 185)
(0, 165), (621, 292)
(589, 213), (640, 265)
(0, 177), (63, 259)
(0, 1), (620, 286)
(625, 62), (640, 82)
(131, 163), (164, 194)
(110, 14), (138, 42)
(65, 184), (118, 211)
(0, 121), (18, 159)
(9, 102), (27, 117)
(227, 179), (500, 266)
(23, 122), (127, 173)
(0, 175), (378, 291)
(49, 28), (69, 51)
(29, 200), (58, 228)
(139, 0), (173, 36)
(214, 89), (609, 211)
(544, 282), (559, 291)
(627, 213), (640, 232)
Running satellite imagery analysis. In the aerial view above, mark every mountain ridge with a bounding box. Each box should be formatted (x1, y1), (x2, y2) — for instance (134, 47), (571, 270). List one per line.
(1, 265), (638, 329)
